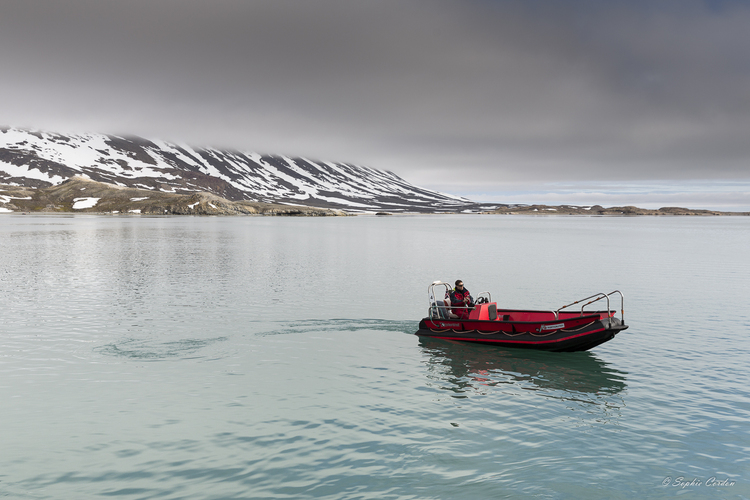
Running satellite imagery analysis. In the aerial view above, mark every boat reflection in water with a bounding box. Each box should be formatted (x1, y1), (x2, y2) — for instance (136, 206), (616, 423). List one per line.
(418, 337), (628, 423)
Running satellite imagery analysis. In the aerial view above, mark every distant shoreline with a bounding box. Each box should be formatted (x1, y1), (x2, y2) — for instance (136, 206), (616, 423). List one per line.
(1, 177), (748, 216)
(479, 204), (750, 216)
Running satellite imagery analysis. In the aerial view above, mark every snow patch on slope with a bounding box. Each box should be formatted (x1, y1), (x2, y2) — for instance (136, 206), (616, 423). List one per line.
(72, 197), (100, 209)
(0, 159), (66, 185)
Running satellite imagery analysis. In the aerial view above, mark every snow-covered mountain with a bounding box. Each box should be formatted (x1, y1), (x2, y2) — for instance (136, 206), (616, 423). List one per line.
(0, 127), (495, 212)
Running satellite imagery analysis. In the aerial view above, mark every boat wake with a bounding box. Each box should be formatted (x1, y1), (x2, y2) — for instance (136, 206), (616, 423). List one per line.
(91, 320), (416, 362)
(255, 318), (419, 337)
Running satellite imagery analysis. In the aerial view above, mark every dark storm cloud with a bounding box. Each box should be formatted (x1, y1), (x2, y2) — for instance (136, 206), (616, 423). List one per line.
(1, 0), (749, 203)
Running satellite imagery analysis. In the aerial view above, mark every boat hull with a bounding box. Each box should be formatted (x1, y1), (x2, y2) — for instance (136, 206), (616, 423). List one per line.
(416, 315), (627, 352)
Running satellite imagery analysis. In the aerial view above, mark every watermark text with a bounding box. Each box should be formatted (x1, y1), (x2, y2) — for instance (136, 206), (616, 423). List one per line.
(662, 476), (736, 489)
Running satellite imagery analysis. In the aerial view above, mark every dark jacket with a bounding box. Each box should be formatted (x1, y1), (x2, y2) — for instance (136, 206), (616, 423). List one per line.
(447, 288), (474, 318)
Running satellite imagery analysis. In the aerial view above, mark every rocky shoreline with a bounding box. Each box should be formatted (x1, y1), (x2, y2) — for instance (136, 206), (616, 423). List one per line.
(0, 177), (346, 216)
(485, 204), (749, 216)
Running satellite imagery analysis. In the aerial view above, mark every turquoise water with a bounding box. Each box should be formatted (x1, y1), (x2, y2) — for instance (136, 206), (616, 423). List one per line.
(0, 214), (748, 499)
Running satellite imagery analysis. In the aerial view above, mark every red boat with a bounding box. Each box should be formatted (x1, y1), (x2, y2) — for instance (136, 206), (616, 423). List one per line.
(416, 282), (627, 352)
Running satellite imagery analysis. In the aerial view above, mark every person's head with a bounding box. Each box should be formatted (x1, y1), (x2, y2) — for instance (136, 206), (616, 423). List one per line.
(455, 280), (464, 289)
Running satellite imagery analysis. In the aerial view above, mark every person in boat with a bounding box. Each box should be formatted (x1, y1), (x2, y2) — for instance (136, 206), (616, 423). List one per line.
(446, 280), (474, 319)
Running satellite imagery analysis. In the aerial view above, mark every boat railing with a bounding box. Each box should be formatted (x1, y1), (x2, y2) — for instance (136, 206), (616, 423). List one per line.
(556, 290), (625, 327)
(428, 281), (450, 319)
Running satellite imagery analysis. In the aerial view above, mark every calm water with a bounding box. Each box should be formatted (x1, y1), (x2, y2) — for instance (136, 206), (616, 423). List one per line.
(1, 214), (748, 499)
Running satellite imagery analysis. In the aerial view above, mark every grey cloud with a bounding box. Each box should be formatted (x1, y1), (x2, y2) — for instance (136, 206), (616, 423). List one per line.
(1, 0), (749, 201)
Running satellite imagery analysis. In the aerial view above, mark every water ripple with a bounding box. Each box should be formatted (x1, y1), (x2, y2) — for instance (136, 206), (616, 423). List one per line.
(94, 336), (229, 361)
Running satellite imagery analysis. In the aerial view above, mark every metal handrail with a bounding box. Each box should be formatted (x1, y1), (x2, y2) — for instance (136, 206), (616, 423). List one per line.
(428, 281), (450, 320)
(556, 290), (624, 327)
(556, 293), (607, 316)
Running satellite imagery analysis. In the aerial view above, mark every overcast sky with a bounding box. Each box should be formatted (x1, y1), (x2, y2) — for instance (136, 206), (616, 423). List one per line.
(1, 0), (749, 209)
